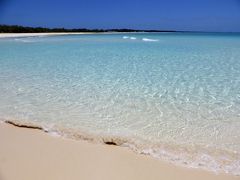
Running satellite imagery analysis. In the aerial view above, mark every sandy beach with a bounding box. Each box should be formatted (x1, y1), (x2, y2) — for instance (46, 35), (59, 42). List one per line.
(0, 122), (238, 180)
(1, 0), (240, 179)
(0, 32), (94, 38)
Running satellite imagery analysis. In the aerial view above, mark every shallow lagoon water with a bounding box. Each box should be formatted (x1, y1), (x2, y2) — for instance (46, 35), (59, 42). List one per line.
(0, 33), (240, 174)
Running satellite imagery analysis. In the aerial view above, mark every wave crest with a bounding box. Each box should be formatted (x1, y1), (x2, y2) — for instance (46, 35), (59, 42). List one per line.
(142, 38), (159, 42)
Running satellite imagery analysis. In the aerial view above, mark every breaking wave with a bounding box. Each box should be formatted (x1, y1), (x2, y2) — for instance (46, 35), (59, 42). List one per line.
(142, 38), (159, 42)
(123, 36), (137, 40)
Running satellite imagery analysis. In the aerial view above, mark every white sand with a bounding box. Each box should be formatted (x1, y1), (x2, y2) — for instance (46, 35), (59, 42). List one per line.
(0, 32), (93, 38)
(0, 123), (238, 180)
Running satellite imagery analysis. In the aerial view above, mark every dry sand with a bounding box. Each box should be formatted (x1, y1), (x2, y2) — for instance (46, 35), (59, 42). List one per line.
(0, 123), (238, 180)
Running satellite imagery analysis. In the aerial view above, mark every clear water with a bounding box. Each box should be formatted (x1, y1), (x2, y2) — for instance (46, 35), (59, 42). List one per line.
(0, 33), (240, 175)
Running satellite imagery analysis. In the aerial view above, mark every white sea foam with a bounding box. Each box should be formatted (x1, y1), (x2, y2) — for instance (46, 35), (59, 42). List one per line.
(131, 145), (240, 176)
(123, 36), (136, 40)
(142, 38), (159, 42)
(14, 38), (35, 43)
(48, 130), (62, 137)
(122, 36), (137, 40)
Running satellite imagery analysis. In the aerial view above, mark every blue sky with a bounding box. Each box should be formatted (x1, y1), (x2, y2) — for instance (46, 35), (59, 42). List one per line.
(0, 0), (240, 32)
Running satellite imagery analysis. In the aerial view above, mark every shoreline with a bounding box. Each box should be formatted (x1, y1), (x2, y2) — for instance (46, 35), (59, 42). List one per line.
(0, 32), (97, 38)
(0, 121), (239, 180)
(1, 119), (240, 176)
(0, 32), (148, 39)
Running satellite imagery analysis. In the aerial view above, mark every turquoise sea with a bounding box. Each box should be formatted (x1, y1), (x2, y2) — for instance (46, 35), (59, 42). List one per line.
(0, 33), (240, 175)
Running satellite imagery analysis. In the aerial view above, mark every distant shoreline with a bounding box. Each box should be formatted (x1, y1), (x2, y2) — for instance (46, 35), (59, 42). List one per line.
(0, 32), (96, 38)
(0, 32), (173, 39)
(1, 24), (240, 34)
(0, 24), (176, 34)
(1, 32), (239, 39)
